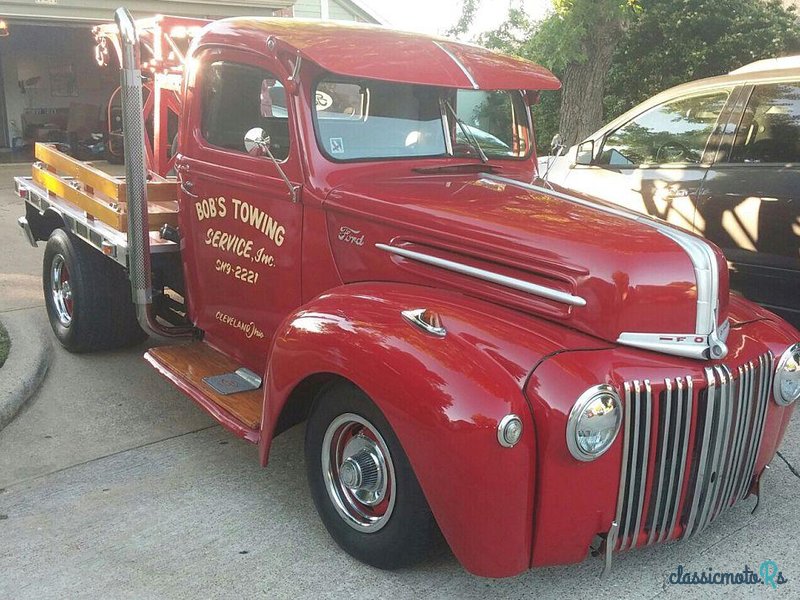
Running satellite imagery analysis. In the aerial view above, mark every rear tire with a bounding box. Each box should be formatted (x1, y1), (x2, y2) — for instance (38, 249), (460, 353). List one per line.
(305, 381), (438, 569)
(43, 229), (146, 352)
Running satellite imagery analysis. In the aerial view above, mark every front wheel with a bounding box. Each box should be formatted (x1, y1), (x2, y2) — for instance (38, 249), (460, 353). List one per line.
(305, 382), (438, 569)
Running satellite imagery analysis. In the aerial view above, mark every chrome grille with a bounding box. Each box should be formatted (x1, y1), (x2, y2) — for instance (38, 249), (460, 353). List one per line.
(614, 352), (774, 550)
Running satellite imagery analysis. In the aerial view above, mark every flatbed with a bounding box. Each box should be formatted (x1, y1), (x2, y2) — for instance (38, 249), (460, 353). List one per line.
(16, 144), (180, 268)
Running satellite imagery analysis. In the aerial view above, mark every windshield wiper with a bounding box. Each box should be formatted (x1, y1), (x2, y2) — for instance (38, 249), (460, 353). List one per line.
(442, 99), (489, 164)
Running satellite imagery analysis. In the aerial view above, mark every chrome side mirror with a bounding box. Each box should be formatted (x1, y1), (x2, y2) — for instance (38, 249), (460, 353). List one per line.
(244, 127), (270, 153)
(242, 126), (297, 203)
(575, 139), (594, 166)
(550, 133), (565, 157)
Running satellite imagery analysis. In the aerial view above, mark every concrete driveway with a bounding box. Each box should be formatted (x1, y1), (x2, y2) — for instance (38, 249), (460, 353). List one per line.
(0, 163), (799, 599)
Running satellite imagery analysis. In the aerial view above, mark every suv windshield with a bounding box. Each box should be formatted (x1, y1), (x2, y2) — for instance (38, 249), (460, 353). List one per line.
(313, 76), (530, 161)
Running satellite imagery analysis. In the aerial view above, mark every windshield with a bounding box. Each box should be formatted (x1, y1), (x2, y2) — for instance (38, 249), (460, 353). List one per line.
(313, 76), (531, 161)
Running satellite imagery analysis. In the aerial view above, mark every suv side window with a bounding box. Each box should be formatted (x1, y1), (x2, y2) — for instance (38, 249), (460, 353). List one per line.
(200, 60), (290, 161)
(730, 83), (800, 164)
(598, 91), (730, 166)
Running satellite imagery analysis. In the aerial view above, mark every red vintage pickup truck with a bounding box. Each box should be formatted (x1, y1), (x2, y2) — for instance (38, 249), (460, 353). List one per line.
(15, 8), (800, 578)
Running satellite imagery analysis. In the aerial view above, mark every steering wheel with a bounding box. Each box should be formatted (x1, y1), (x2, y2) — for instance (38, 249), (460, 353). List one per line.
(655, 141), (695, 163)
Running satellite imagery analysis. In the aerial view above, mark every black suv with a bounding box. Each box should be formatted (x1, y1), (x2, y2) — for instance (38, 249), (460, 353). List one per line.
(544, 56), (800, 328)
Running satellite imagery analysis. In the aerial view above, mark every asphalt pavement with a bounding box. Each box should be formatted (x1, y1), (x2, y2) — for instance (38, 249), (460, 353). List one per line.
(1, 162), (799, 599)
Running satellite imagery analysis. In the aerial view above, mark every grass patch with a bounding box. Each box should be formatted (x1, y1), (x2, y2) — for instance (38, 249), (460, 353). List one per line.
(0, 322), (9, 369)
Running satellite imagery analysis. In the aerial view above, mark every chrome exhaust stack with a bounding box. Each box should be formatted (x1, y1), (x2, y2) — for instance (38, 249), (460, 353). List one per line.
(115, 7), (191, 339)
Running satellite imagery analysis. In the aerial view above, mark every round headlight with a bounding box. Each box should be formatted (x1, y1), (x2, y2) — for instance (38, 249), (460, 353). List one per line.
(566, 384), (623, 461)
(774, 343), (800, 406)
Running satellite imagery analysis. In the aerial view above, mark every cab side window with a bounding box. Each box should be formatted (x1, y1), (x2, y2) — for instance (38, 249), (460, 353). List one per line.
(200, 61), (290, 161)
(598, 91), (730, 166)
(731, 83), (800, 164)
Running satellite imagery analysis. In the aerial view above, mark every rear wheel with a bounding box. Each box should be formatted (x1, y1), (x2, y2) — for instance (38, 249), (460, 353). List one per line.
(43, 229), (146, 352)
(305, 382), (438, 569)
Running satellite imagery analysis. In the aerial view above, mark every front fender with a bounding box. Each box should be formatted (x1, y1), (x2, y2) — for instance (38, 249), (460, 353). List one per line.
(261, 282), (607, 577)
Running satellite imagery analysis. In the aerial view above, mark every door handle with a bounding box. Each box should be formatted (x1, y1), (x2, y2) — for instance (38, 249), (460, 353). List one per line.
(180, 179), (198, 198)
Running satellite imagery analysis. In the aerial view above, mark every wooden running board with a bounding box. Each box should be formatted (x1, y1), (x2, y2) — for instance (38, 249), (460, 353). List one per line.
(145, 342), (262, 441)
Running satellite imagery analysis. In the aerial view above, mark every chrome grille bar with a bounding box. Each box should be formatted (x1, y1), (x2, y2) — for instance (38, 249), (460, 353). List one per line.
(631, 380), (651, 548)
(730, 361), (756, 503)
(735, 357), (761, 502)
(613, 351), (774, 550)
(684, 370), (717, 538)
(738, 353), (774, 500)
(666, 376), (692, 540)
(714, 365), (747, 520)
(647, 379), (672, 546)
(614, 381), (634, 551)
(701, 365), (734, 532)
(616, 380), (652, 550)
(698, 367), (724, 532)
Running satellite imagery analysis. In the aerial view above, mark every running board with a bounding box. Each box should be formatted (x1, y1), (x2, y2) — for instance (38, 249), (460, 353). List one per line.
(145, 342), (263, 442)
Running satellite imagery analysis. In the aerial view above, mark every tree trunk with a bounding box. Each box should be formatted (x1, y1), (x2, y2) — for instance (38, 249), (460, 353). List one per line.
(558, 18), (625, 147)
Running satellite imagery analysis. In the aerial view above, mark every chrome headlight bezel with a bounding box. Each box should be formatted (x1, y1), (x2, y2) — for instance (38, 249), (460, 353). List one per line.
(774, 343), (800, 406)
(566, 384), (623, 461)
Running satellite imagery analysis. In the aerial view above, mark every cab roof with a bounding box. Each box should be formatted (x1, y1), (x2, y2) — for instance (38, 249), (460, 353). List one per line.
(194, 17), (561, 91)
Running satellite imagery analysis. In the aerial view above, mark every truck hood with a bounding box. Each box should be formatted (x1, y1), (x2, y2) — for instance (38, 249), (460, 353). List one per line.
(324, 171), (731, 360)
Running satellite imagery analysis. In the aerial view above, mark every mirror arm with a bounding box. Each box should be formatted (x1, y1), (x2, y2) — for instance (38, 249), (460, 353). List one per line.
(261, 141), (298, 203)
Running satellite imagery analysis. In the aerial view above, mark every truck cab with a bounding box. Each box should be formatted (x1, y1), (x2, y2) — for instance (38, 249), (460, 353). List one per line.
(172, 17), (556, 386)
(14, 10), (800, 579)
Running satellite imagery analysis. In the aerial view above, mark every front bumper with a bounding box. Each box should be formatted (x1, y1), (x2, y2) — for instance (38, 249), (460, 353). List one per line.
(525, 316), (796, 569)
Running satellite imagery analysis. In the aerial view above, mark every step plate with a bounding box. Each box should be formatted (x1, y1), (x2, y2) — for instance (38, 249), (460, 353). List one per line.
(203, 368), (261, 395)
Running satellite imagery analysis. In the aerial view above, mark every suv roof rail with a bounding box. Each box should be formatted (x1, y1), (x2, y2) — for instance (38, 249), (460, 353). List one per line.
(729, 55), (800, 75)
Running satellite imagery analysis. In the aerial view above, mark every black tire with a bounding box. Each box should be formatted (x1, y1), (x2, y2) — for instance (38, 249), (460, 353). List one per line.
(43, 229), (146, 352)
(305, 381), (438, 569)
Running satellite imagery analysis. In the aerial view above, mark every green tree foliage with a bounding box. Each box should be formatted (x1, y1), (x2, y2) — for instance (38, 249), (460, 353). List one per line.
(605, 0), (800, 119)
(532, 0), (640, 72)
(447, 0), (482, 37)
(456, 0), (800, 152)
(473, 1), (640, 148)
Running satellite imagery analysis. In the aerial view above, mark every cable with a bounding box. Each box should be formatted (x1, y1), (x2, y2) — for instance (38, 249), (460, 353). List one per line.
(776, 451), (800, 480)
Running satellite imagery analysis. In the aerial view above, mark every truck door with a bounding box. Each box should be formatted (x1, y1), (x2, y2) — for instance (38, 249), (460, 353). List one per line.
(697, 82), (800, 327)
(175, 49), (302, 373)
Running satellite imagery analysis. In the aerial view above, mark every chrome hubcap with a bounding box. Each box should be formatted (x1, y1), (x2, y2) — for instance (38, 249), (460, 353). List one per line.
(322, 413), (396, 532)
(51, 254), (73, 326)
